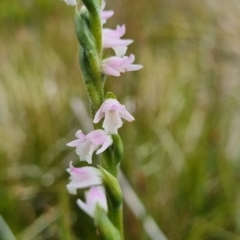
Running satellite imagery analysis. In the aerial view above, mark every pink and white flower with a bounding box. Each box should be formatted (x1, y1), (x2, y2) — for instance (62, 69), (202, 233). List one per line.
(67, 130), (113, 163)
(101, 0), (114, 25)
(102, 25), (133, 57)
(66, 162), (102, 194)
(93, 98), (135, 134)
(77, 186), (108, 218)
(62, 0), (77, 6)
(102, 54), (143, 77)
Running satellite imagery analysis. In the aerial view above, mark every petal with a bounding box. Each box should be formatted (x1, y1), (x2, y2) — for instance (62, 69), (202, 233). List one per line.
(66, 163), (103, 194)
(102, 64), (120, 76)
(114, 104), (127, 114)
(101, 10), (114, 21)
(102, 38), (133, 48)
(102, 25), (126, 38)
(102, 55), (136, 74)
(91, 136), (106, 146)
(126, 64), (143, 71)
(66, 161), (74, 173)
(66, 185), (78, 195)
(102, 56), (124, 67)
(67, 177), (102, 193)
(77, 199), (94, 217)
(66, 139), (83, 147)
(122, 54), (135, 66)
(86, 186), (108, 213)
(87, 130), (107, 145)
(116, 25), (126, 37)
(76, 186), (108, 218)
(101, 99), (121, 112)
(75, 130), (85, 139)
(93, 106), (105, 123)
(68, 162), (102, 180)
(120, 110), (135, 122)
(96, 135), (113, 154)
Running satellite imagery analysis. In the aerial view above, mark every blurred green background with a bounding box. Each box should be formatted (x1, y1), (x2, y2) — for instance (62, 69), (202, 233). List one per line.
(1, 0), (240, 239)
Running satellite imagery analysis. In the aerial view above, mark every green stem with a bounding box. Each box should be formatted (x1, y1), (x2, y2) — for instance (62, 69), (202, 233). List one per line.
(81, 0), (102, 56)
(108, 205), (124, 240)
(76, 1), (124, 238)
(100, 149), (118, 177)
(99, 151), (124, 240)
(79, 49), (103, 114)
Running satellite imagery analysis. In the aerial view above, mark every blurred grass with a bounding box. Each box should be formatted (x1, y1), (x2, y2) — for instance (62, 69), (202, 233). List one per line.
(1, 0), (240, 239)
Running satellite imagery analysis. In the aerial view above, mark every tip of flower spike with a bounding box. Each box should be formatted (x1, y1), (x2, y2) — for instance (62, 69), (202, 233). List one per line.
(105, 92), (117, 100)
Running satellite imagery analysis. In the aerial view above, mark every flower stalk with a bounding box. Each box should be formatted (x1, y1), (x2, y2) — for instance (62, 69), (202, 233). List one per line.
(63, 0), (142, 239)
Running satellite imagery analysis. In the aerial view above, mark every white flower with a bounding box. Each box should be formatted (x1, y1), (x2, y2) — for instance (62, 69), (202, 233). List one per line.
(101, 0), (114, 24)
(62, 0), (77, 6)
(77, 186), (108, 218)
(67, 130), (113, 163)
(101, 54), (143, 77)
(93, 98), (135, 134)
(102, 25), (133, 57)
(66, 162), (102, 194)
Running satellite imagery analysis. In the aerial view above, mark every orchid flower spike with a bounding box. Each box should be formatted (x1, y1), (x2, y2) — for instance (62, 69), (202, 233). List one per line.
(102, 54), (143, 77)
(66, 162), (103, 194)
(102, 25), (133, 57)
(94, 98), (135, 134)
(62, 0), (77, 6)
(101, 0), (114, 25)
(77, 186), (108, 218)
(67, 130), (113, 163)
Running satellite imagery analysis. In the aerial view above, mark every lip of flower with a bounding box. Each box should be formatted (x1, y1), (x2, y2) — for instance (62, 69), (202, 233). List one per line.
(66, 162), (103, 194)
(76, 186), (108, 218)
(66, 130), (113, 163)
(101, 54), (143, 76)
(93, 98), (135, 134)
